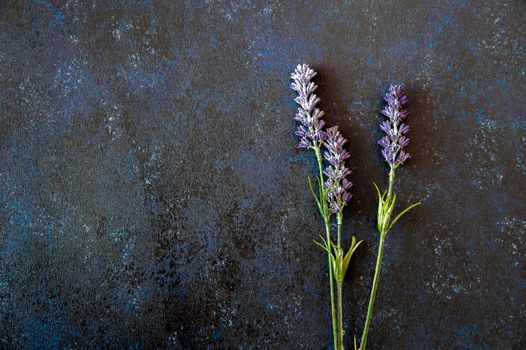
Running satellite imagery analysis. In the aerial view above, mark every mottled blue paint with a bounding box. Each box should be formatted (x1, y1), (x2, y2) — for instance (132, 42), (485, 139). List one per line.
(53, 11), (64, 22)
(1, 1), (525, 349)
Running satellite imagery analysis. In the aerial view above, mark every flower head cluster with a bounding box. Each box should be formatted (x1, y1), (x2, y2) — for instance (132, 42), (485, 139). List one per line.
(324, 126), (352, 213)
(291, 64), (326, 148)
(291, 64), (353, 213)
(378, 85), (411, 168)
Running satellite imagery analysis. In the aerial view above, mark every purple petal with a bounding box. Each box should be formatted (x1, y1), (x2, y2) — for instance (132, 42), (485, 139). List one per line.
(378, 136), (390, 148)
(298, 139), (309, 149)
(399, 123), (410, 135)
(380, 121), (391, 133)
(398, 136), (410, 147)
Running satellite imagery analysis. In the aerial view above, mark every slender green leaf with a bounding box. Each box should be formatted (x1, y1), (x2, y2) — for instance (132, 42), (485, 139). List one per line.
(373, 182), (387, 201)
(313, 239), (330, 254)
(387, 201), (421, 233)
(372, 181), (381, 199)
(374, 182), (384, 231)
(388, 193), (397, 215)
(342, 237), (364, 277)
(307, 176), (322, 212)
(380, 193), (396, 232)
(350, 238), (364, 256)
(330, 240), (343, 259)
(319, 234), (329, 248)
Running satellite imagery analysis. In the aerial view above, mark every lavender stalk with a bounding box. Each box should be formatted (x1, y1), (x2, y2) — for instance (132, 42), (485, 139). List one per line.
(291, 64), (362, 350)
(291, 64), (337, 348)
(359, 85), (421, 350)
(323, 126), (359, 349)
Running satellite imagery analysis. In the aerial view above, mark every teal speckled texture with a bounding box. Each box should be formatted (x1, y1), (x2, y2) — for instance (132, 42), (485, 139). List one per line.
(0, 1), (525, 349)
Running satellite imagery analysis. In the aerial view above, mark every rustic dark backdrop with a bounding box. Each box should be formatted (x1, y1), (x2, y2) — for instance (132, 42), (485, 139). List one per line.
(1, 1), (525, 349)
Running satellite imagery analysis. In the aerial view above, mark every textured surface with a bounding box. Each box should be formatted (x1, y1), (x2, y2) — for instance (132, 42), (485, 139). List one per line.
(0, 1), (525, 349)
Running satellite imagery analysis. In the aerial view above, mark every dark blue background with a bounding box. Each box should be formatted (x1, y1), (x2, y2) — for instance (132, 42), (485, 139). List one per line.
(1, 1), (525, 349)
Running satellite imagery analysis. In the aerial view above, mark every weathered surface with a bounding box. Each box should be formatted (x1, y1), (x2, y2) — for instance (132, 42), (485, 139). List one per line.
(0, 1), (524, 349)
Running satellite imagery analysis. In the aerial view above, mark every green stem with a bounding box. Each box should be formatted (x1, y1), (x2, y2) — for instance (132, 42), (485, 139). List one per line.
(337, 213), (344, 349)
(337, 281), (344, 350)
(360, 234), (386, 350)
(314, 145), (337, 350)
(361, 168), (395, 350)
(325, 220), (337, 350)
(337, 213), (343, 247)
(314, 146), (326, 191)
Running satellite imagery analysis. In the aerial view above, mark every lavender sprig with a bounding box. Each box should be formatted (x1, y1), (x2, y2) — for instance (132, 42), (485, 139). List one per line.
(291, 64), (362, 350)
(359, 85), (420, 350)
(291, 64), (338, 349)
(378, 85), (410, 168)
(323, 126), (352, 214)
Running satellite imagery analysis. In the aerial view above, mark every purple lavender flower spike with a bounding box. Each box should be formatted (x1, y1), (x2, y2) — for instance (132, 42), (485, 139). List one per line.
(379, 85), (411, 168)
(291, 64), (326, 148)
(323, 126), (353, 213)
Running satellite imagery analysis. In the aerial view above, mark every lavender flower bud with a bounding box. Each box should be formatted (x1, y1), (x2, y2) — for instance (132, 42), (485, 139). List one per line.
(323, 126), (353, 213)
(291, 64), (326, 148)
(379, 85), (411, 168)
